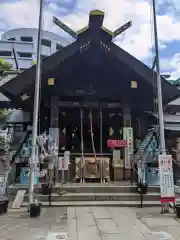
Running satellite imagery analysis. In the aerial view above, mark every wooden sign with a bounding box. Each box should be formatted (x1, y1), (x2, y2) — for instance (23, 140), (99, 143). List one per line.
(107, 139), (127, 148)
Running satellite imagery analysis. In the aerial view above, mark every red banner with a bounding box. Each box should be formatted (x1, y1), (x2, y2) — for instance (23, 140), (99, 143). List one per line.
(107, 139), (127, 148)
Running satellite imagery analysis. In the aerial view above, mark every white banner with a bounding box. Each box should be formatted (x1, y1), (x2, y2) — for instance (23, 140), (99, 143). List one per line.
(58, 155), (69, 171)
(48, 128), (59, 153)
(158, 154), (175, 199)
(123, 127), (134, 169)
(64, 151), (70, 165)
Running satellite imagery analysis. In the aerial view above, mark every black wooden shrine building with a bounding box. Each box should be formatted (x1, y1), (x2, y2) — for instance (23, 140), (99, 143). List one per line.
(1, 9), (180, 155)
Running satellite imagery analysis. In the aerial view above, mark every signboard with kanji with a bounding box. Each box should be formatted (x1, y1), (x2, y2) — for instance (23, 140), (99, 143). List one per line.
(113, 21), (132, 38)
(107, 139), (127, 148)
(123, 127), (134, 169)
(158, 154), (175, 202)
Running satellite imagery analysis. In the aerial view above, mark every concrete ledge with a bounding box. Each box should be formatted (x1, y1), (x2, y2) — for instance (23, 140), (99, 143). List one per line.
(21, 200), (161, 207)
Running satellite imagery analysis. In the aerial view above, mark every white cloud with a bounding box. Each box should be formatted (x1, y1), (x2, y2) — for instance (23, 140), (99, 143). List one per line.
(0, 0), (180, 73)
(157, 15), (180, 41)
(161, 54), (180, 80)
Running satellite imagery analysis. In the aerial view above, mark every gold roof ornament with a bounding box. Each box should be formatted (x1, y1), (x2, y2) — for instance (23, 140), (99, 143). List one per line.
(90, 10), (104, 16)
(101, 26), (113, 36)
(48, 78), (55, 86)
(131, 80), (137, 88)
(76, 26), (89, 35)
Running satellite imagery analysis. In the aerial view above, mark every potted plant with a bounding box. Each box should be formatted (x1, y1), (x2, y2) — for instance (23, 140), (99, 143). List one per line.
(176, 204), (180, 218)
(29, 199), (41, 218)
(0, 198), (9, 214)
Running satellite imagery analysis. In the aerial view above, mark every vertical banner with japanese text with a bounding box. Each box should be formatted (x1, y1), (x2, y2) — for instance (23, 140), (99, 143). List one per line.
(123, 127), (134, 169)
(158, 154), (175, 202)
(48, 128), (59, 156)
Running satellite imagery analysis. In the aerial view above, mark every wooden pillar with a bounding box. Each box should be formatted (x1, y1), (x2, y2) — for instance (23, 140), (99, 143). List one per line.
(111, 110), (123, 181)
(50, 96), (59, 131)
(123, 107), (131, 128)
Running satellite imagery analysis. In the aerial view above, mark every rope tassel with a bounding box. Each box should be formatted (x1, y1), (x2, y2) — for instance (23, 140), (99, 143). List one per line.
(89, 108), (96, 159)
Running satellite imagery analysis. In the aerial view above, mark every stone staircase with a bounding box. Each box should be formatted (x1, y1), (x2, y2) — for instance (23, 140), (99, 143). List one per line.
(8, 183), (161, 207)
(134, 131), (154, 162)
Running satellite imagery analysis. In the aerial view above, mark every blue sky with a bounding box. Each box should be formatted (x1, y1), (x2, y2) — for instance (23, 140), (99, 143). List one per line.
(0, 0), (180, 79)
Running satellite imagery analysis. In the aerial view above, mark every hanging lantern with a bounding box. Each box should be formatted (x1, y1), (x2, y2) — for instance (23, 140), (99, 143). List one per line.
(109, 127), (114, 136)
(48, 78), (55, 86)
(131, 80), (137, 88)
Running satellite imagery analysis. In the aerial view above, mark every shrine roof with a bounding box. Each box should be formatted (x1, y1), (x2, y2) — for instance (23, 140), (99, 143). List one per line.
(1, 10), (180, 111)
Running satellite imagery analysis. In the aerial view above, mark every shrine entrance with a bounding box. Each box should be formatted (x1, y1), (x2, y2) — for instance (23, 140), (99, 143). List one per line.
(52, 105), (134, 184)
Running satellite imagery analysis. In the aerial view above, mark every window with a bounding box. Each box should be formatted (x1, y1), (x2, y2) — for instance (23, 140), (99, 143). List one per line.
(0, 51), (12, 57)
(20, 36), (33, 42)
(41, 39), (51, 47)
(18, 52), (32, 58)
(8, 38), (15, 41)
(41, 55), (48, 60)
(56, 43), (62, 51)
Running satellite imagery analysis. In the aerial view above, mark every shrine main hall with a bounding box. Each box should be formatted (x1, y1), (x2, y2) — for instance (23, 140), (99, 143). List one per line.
(1, 10), (180, 183)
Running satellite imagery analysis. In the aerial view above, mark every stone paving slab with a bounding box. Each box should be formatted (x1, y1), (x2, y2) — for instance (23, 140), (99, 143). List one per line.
(67, 207), (155, 240)
(92, 207), (111, 219)
(135, 207), (179, 240)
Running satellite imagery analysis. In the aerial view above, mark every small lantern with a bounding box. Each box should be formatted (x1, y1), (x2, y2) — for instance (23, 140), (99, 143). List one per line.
(109, 127), (114, 136)
(48, 78), (55, 86)
(131, 80), (137, 88)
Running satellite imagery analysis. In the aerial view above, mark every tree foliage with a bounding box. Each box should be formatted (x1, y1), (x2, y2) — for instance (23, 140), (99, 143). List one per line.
(0, 58), (12, 72)
(0, 59), (12, 119)
(0, 109), (8, 119)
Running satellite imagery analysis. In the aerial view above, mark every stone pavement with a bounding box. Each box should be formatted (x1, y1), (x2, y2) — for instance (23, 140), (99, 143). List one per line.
(0, 207), (67, 240)
(136, 207), (180, 240)
(67, 206), (161, 240)
(0, 206), (179, 239)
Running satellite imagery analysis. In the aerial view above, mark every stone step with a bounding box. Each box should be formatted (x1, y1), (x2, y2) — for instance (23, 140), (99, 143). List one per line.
(21, 192), (160, 202)
(8, 184), (160, 194)
(20, 200), (161, 207)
